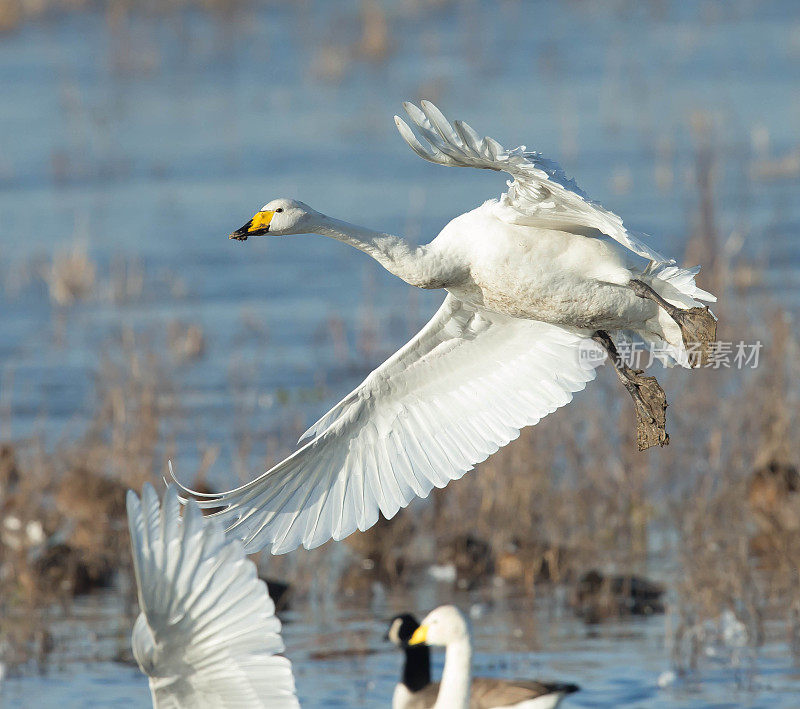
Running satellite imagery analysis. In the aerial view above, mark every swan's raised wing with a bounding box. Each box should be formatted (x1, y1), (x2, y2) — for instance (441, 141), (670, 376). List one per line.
(176, 295), (600, 555)
(127, 483), (299, 709)
(395, 100), (668, 264)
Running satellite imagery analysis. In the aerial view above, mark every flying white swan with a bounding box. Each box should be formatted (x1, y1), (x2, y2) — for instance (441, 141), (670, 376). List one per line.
(127, 483), (299, 708)
(388, 612), (579, 709)
(175, 101), (716, 554)
(407, 605), (578, 709)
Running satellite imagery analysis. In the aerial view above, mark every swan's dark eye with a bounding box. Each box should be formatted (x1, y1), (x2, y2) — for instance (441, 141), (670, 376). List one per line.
(276, 208), (283, 213)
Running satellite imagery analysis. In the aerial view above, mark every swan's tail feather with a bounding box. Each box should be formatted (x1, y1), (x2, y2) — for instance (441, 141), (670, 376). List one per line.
(649, 263), (716, 305)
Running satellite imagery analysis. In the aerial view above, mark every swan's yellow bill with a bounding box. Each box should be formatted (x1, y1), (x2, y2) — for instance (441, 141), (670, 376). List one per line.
(230, 210), (275, 240)
(250, 210), (275, 231)
(408, 625), (428, 645)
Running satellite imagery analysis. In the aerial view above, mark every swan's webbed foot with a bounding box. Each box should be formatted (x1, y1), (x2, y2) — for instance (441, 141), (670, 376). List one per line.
(630, 279), (717, 367)
(625, 373), (669, 451)
(668, 306), (717, 366)
(592, 331), (669, 451)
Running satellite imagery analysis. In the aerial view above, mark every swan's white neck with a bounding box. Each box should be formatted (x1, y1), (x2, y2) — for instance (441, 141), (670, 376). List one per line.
(436, 636), (472, 709)
(314, 215), (448, 289)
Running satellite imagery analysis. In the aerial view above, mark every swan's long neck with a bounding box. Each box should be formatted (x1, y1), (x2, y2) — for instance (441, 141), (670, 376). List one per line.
(315, 216), (446, 289)
(436, 637), (472, 709)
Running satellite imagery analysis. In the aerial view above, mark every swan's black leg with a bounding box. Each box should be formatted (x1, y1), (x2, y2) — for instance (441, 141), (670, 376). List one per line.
(592, 330), (669, 451)
(630, 279), (716, 367)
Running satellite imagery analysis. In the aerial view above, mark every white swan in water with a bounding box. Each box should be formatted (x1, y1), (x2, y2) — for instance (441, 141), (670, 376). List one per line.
(388, 612), (579, 709)
(176, 101), (716, 554)
(408, 605), (577, 709)
(127, 484), (299, 708)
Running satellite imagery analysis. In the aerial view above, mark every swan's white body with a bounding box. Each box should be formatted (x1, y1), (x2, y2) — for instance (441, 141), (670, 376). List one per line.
(425, 202), (655, 329)
(408, 606), (577, 709)
(127, 484), (299, 709)
(182, 101), (716, 554)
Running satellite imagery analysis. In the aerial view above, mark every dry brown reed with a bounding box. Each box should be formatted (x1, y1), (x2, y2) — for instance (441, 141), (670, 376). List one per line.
(44, 242), (96, 307)
(0, 328), (182, 667)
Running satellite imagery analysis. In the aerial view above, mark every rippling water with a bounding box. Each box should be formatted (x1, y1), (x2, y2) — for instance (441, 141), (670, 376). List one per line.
(3, 584), (800, 707)
(2, 0), (800, 706)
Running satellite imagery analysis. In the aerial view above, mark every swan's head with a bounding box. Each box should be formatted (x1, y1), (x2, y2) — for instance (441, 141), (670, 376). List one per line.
(408, 605), (470, 648)
(229, 198), (319, 240)
(386, 613), (421, 647)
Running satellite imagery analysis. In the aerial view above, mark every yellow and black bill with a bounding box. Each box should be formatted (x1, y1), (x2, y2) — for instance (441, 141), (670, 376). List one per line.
(408, 624), (428, 646)
(229, 210), (275, 240)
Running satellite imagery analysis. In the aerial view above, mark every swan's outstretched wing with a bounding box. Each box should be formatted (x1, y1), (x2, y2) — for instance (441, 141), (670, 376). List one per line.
(127, 483), (299, 709)
(176, 295), (600, 554)
(395, 100), (668, 264)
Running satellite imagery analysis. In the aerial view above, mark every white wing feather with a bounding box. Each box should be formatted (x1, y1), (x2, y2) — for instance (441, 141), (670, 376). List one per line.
(395, 100), (668, 264)
(127, 483), (299, 709)
(175, 296), (600, 554)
